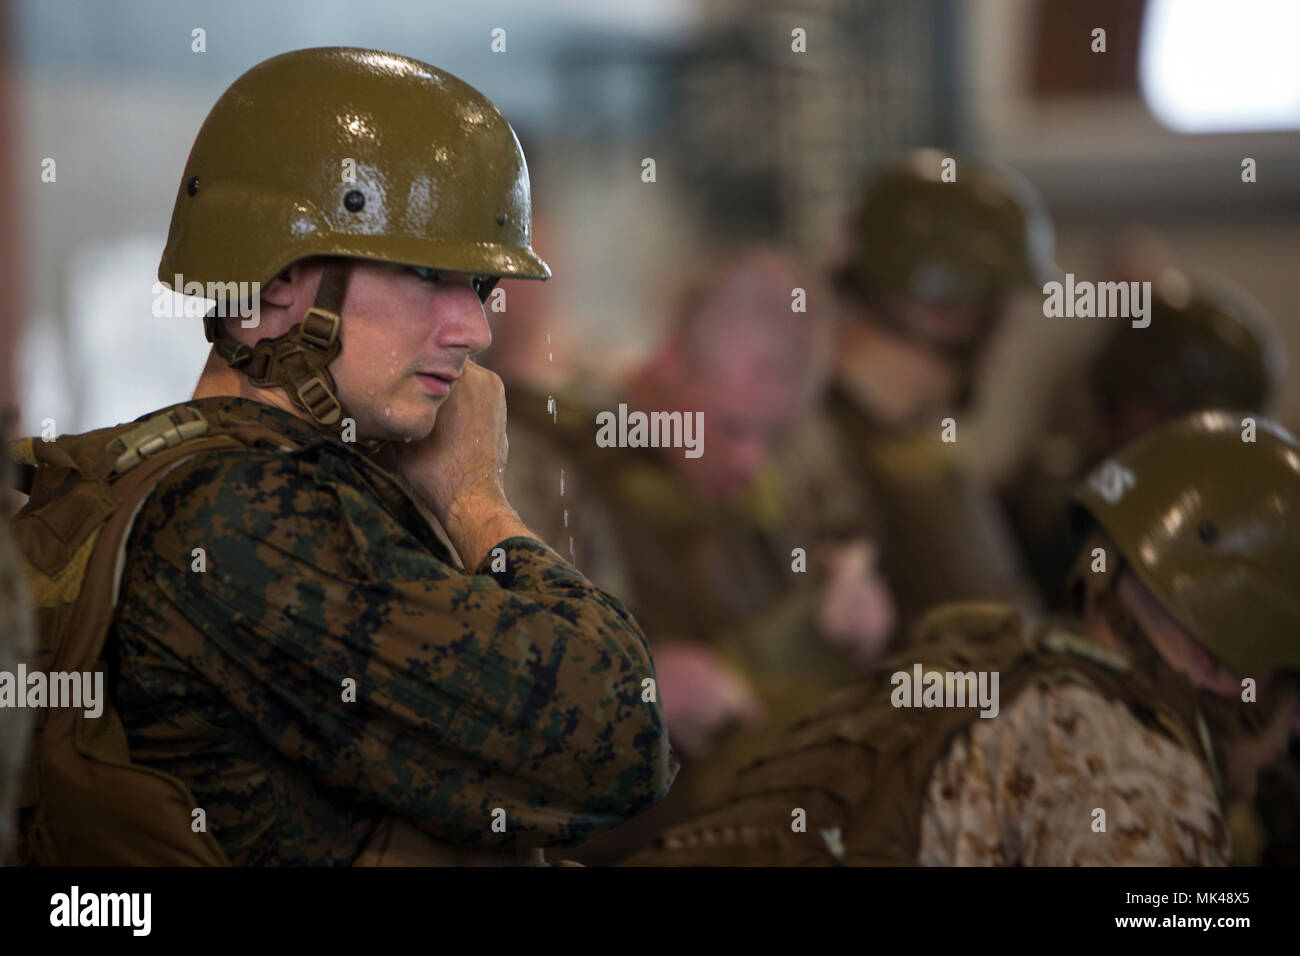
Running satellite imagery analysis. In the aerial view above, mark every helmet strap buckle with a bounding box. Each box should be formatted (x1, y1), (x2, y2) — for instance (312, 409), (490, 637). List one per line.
(299, 308), (341, 351)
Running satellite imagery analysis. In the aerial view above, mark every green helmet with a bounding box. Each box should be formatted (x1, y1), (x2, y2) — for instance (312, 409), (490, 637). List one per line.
(158, 47), (549, 427)
(839, 149), (1056, 312)
(1093, 268), (1285, 422)
(1072, 410), (1300, 678)
(160, 46), (548, 290)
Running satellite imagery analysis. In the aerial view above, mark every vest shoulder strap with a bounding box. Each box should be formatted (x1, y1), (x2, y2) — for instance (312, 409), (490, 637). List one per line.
(10, 405), (283, 865)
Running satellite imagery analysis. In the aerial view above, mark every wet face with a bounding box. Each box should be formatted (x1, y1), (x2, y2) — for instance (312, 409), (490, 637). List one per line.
(302, 260), (492, 441)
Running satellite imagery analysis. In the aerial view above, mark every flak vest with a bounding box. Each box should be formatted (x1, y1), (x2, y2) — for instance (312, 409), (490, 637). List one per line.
(626, 602), (1220, 866)
(5, 403), (551, 866)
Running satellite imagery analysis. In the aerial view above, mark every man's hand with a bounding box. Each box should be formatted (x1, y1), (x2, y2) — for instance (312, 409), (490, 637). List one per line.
(815, 537), (896, 669)
(652, 641), (764, 759)
(391, 360), (533, 568)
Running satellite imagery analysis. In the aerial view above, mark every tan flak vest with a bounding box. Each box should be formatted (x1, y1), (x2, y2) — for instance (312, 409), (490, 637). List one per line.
(6, 403), (554, 866)
(626, 602), (1223, 866)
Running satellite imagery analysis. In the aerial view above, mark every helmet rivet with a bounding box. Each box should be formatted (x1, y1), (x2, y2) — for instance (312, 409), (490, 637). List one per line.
(496, 211), (507, 226)
(186, 176), (199, 197)
(344, 190), (365, 212)
(1198, 522), (1218, 544)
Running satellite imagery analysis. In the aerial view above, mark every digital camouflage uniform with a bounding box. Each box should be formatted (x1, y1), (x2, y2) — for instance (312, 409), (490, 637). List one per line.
(625, 411), (1300, 866)
(996, 275), (1297, 865)
(625, 603), (1229, 866)
(106, 395), (674, 865)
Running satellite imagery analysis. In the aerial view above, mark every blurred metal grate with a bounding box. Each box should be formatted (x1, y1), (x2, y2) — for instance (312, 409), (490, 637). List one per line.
(669, 0), (958, 252)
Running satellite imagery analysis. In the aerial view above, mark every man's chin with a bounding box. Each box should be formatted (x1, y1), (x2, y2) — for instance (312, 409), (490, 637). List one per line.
(351, 407), (438, 444)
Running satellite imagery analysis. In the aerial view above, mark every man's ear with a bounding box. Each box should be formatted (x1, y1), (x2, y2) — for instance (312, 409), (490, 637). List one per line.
(260, 264), (297, 309)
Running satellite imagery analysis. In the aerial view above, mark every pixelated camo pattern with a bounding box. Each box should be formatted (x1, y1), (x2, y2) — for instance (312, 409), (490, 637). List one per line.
(918, 680), (1229, 864)
(624, 605), (1225, 866)
(111, 396), (677, 865)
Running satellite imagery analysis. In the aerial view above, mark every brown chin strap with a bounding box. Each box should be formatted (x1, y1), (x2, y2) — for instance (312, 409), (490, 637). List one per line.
(204, 260), (388, 453)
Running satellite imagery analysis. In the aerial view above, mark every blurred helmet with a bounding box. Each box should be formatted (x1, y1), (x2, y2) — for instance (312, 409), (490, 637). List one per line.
(1093, 268), (1286, 424)
(838, 149), (1056, 313)
(158, 47), (549, 427)
(1072, 410), (1300, 677)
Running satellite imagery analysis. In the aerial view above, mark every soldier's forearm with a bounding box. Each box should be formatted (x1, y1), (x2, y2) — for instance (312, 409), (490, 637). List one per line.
(441, 492), (537, 569)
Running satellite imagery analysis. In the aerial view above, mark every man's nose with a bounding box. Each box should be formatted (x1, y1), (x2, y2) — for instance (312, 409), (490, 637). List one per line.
(433, 284), (493, 355)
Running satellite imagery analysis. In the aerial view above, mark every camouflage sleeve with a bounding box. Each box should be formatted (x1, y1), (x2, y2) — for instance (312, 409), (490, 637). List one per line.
(775, 406), (879, 542)
(118, 446), (677, 848)
(918, 680), (1229, 865)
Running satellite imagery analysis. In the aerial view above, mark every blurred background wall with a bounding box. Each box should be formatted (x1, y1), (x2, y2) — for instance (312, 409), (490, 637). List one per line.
(9, 0), (1300, 474)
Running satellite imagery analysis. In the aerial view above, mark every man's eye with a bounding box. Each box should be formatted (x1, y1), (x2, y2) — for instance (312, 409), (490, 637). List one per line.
(411, 266), (441, 283)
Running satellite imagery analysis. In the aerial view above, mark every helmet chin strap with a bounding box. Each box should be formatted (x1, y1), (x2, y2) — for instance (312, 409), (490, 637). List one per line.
(204, 259), (389, 454)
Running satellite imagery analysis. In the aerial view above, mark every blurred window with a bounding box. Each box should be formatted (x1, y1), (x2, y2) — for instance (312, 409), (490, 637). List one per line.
(1140, 0), (1300, 131)
(20, 235), (211, 435)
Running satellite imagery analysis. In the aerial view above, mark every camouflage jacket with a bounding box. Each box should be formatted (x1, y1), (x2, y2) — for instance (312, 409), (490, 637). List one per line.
(625, 603), (1227, 866)
(108, 395), (676, 865)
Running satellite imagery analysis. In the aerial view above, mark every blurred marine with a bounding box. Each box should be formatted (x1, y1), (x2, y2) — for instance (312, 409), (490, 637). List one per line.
(628, 410), (1300, 865)
(1002, 267), (1285, 610)
(788, 150), (1053, 637)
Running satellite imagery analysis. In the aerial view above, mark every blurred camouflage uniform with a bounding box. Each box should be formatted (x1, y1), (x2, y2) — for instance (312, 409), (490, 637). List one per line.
(998, 273), (1295, 865)
(627, 604), (1229, 865)
(0, 411), (35, 862)
(627, 411), (1300, 866)
(798, 152), (1054, 633)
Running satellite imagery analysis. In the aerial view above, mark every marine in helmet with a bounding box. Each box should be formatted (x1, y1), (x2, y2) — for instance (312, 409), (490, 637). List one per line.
(1001, 267), (1286, 609)
(628, 410), (1300, 865)
(785, 150), (1052, 641)
(7, 47), (675, 866)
